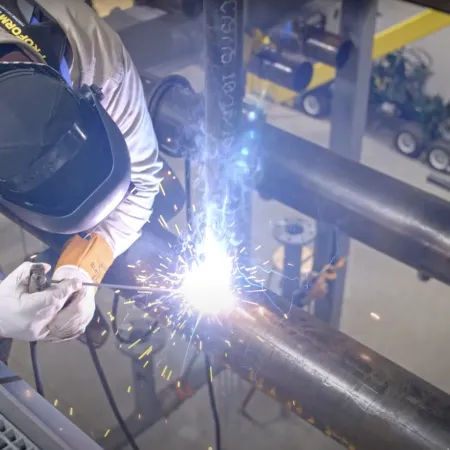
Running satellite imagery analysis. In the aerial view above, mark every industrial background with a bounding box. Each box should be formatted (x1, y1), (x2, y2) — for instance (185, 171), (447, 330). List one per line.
(1, 0), (450, 449)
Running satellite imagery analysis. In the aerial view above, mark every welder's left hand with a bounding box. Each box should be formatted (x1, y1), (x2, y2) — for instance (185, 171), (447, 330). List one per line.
(46, 265), (96, 341)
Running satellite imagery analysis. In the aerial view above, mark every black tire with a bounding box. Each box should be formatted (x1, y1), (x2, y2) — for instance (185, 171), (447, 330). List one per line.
(394, 122), (426, 158)
(299, 90), (331, 118)
(426, 140), (450, 172)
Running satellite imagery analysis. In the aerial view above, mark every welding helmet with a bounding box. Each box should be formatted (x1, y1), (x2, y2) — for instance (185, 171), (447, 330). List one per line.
(0, 61), (131, 234)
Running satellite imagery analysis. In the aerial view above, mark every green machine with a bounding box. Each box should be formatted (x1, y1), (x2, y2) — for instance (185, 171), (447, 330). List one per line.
(299, 47), (450, 172)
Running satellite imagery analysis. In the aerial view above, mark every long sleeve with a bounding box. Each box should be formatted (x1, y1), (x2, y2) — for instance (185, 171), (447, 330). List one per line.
(22, 0), (164, 259)
(92, 46), (163, 258)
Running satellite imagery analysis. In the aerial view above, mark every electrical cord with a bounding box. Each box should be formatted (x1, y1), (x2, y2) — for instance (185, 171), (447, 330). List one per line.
(85, 332), (141, 450)
(30, 341), (45, 397)
(204, 353), (221, 450)
(28, 278), (221, 450)
(29, 304), (145, 450)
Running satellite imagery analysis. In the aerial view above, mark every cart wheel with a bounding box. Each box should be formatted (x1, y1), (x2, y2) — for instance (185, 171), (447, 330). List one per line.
(394, 122), (425, 158)
(427, 140), (450, 172)
(300, 91), (330, 118)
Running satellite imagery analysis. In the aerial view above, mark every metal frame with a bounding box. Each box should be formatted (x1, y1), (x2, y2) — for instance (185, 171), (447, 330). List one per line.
(0, 363), (101, 450)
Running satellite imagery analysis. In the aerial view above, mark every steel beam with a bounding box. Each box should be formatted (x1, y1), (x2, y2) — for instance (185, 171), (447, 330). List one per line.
(203, 0), (250, 259)
(401, 0), (450, 13)
(314, 0), (378, 326)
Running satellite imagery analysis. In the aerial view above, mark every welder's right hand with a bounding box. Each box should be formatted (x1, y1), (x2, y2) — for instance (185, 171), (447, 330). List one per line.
(0, 262), (82, 342)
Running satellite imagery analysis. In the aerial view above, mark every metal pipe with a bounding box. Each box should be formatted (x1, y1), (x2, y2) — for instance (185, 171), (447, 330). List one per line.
(203, 0), (249, 259)
(229, 292), (450, 450)
(257, 123), (450, 286)
(51, 280), (175, 294)
(139, 290), (450, 450)
(303, 31), (354, 69)
(272, 218), (316, 300)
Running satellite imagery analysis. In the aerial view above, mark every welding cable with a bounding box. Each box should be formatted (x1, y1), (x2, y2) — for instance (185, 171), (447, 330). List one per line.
(85, 332), (141, 450)
(204, 353), (222, 450)
(29, 342), (45, 397)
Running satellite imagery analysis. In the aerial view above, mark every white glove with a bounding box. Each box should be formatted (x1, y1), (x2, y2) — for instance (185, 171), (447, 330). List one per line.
(46, 265), (96, 341)
(0, 262), (82, 341)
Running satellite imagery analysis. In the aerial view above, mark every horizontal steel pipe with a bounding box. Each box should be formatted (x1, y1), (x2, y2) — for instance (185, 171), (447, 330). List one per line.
(257, 123), (450, 285)
(143, 290), (450, 450)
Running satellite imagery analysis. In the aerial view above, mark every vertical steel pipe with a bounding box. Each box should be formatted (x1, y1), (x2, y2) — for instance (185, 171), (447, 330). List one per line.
(203, 0), (250, 259)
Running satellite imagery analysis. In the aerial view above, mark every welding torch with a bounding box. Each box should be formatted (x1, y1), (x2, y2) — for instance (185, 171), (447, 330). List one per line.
(28, 263), (175, 295)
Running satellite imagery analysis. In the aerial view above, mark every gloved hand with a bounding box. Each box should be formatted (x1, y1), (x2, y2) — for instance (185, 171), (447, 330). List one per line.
(0, 262), (82, 341)
(46, 265), (96, 341)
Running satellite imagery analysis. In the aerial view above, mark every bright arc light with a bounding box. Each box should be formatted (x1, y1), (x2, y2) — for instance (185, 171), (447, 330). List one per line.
(180, 230), (236, 315)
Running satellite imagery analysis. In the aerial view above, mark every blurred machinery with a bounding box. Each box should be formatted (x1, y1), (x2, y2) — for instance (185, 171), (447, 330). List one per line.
(372, 48), (450, 170)
(299, 47), (450, 171)
(247, 7), (450, 108)
(2, 1), (450, 450)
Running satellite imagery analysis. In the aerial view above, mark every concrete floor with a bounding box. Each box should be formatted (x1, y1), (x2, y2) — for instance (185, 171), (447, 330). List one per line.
(1, 1), (450, 449)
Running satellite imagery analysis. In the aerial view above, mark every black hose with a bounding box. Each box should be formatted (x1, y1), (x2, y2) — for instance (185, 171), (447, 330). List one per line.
(30, 341), (45, 397)
(85, 332), (140, 450)
(204, 353), (221, 450)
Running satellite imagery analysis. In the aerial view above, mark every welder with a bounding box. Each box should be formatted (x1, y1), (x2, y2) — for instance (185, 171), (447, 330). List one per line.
(0, 0), (162, 358)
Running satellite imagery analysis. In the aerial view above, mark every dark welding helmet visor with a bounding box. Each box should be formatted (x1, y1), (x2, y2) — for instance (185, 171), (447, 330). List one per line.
(0, 62), (131, 234)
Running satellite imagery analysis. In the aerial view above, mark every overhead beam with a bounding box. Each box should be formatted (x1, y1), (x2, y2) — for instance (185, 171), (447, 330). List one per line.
(401, 0), (450, 14)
